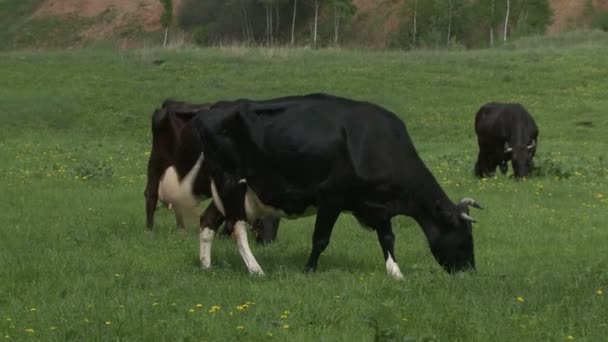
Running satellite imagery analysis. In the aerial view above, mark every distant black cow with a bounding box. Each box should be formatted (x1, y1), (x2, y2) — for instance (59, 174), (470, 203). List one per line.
(474, 102), (539, 178)
(143, 99), (280, 245)
(194, 93), (482, 278)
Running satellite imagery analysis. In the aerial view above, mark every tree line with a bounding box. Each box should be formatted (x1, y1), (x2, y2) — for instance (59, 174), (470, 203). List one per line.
(172, 0), (554, 49)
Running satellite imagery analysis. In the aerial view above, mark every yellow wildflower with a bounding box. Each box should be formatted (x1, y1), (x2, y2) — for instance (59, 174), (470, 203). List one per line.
(516, 296), (525, 302)
(24, 328), (34, 334)
(196, 304), (203, 308)
(280, 315), (288, 319)
(597, 289), (603, 295)
(49, 326), (57, 330)
(566, 335), (574, 340)
(189, 309), (195, 313)
(236, 326), (244, 330)
(282, 324), (289, 329)
(29, 308), (37, 312)
(152, 302), (159, 306)
(105, 321), (112, 326)
(236, 305), (244, 311)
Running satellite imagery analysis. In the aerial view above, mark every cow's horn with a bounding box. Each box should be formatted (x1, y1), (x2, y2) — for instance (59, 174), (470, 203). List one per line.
(527, 139), (536, 149)
(504, 142), (513, 153)
(461, 197), (483, 209)
(460, 212), (477, 223)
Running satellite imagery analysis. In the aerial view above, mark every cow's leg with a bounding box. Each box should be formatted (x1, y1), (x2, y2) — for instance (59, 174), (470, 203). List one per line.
(199, 203), (224, 270)
(375, 220), (404, 280)
(252, 217), (280, 245)
(144, 155), (164, 230)
(233, 220), (265, 276)
(475, 148), (492, 178)
(305, 205), (340, 273)
(173, 205), (186, 230)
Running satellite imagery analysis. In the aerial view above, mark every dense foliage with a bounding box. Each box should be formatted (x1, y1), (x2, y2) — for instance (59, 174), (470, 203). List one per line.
(177, 0), (555, 49)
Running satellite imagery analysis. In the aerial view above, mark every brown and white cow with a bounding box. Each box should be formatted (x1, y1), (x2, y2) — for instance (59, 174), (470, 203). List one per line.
(144, 99), (280, 244)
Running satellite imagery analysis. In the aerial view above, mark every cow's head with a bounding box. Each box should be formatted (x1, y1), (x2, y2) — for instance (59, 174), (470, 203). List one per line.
(428, 198), (481, 274)
(504, 140), (536, 178)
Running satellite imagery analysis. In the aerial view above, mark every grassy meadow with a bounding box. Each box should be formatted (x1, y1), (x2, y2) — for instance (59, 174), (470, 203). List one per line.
(1, 43), (607, 341)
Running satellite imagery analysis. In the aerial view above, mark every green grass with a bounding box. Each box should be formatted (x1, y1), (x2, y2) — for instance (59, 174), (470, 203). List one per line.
(1, 45), (607, 341)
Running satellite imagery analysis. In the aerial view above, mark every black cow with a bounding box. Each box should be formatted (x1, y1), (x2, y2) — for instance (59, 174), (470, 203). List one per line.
(143, 100), (280, 245)
(195, 93), (482, 278)
(474, 102), (539, 178)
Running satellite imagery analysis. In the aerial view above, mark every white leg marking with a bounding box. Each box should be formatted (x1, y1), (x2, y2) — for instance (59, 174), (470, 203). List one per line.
(386, 253), (404, 280)
(200, 227), (215, 269)
(210, 179), (226, 216)
(234, 220), (264, 276)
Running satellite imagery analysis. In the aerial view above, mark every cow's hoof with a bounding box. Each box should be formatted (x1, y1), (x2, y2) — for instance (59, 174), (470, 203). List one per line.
(248, 268), (265, 277)
(304, 265), (317, 274)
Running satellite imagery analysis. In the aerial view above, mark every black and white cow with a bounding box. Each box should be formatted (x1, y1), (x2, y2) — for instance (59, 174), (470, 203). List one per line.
(143, 99), (280, 245)
(474, 102), (539, 178)
(194, 93), (482, 279)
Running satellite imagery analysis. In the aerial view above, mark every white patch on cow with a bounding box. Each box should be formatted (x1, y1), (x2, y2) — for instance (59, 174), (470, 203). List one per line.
(243, 185), (316, 221)
(386, 253), (404, 280)
(234, 220), (264, 276)
(210, 179), (226, 216)
(158, 154), (205, 208)
(157, 154), (206, 228)
(199, 227), (215, 269)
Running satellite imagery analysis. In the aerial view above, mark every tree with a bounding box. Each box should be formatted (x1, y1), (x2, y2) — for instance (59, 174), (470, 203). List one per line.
(291, 0), (298, 45)
(329, 0), (356, 44)
(503, 0), (510, 43)
(312, 0), (320, 48)
(160, 0), (173, 46)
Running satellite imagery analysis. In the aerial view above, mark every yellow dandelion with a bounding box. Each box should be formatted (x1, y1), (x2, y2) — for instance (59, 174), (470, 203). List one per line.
(189, 309), (195, 313)
(236, 326), (244, 330)
(282, 324), (289, 329)
(280, 315), (288, 319)
(242, 304), (249, 309)
(566, 335), (574, 340)
(25, 328), (34, 334)
(49, 326), (57, 330)
(236, 305), (244, 311)
(597, 289), (603, 295)
(283, 310), (290, 315)
(82, 176), (88, 180)
(196, 304), (203, 308)
(105, 321), (112, 326)
(516, 296), (525, 302)
(29, 308), (37, 312)
(152, 302), (159, 306)
(114, 274), (120, 277)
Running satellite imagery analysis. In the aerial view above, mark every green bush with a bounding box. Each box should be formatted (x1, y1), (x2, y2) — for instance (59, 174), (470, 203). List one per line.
(592, 11), (608, 31)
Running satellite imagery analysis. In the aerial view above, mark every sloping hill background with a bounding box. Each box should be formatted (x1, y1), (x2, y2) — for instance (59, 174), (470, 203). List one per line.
(1, 0), (607, 50)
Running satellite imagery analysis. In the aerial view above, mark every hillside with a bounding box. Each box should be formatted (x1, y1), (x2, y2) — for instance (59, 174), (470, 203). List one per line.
(1, 0), (607, 50)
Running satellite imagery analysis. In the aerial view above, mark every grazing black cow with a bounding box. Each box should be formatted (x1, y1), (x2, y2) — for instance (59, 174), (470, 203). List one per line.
(194, 93), (482, 278)
(474, 102), (539, 178)
(143, 100), (280, 245)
